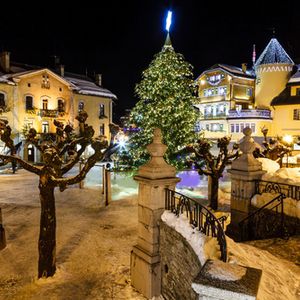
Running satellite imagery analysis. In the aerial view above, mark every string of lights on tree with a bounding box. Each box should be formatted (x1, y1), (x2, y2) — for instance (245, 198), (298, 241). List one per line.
(122, 10), (198, 168)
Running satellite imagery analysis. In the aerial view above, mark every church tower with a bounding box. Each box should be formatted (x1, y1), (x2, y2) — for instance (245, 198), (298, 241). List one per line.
(254, 38), (294, 108)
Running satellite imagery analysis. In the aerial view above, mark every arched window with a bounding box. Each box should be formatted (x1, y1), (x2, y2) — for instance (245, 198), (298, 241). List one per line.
(0, 93), (5, 107)
(78, 101), (84, 111)
(58, 99), (64, 112)
(25, 96), (33, 110)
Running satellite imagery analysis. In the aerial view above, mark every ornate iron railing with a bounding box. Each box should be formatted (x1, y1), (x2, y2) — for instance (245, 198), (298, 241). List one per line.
(228, 109), (272, 119)
(254, 180), (300, 201)
(239, 193), (286, 241)
(165, 189), (227, 262)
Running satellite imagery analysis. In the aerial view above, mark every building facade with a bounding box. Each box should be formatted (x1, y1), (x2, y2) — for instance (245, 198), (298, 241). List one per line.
(0, 52), (117, 162)
(195, 38), (299, 146)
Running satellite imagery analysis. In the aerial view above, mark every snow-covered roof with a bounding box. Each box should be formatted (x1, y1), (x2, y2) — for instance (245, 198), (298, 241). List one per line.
(255, 38), (294, 67)
(288, 65), (300, 83)
(65, 76), (117, 99)
(196, 63), (255, 81)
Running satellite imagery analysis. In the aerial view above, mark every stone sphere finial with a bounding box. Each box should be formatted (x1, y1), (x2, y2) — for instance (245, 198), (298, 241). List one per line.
(243, 127), (252, 137)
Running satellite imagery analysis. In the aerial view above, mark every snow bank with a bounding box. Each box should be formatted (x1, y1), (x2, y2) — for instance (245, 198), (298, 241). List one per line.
(261, 165), (300, 186)
(257, 158), (280, 174)
(161, 211), (219, 265)
(252, 193), (300, 219)
(206, 260), (246, 281)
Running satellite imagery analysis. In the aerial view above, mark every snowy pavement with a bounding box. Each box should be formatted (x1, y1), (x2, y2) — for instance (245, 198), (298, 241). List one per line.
(0, 168), (299, 299)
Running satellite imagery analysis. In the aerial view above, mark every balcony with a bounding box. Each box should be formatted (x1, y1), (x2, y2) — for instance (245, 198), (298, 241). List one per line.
(228, 109), (272, 120)
(200, 113), (227, 120)
(39, 109), (66, 118)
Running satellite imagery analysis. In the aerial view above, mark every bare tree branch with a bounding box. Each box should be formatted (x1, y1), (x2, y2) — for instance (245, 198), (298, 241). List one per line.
(0, 154), (42, 175)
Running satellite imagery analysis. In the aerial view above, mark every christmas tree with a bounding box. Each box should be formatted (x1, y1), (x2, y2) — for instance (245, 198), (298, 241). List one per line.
(127, 33), (198, 169)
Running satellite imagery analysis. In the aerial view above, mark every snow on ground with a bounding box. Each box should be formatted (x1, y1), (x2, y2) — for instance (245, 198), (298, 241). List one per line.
(0, 167), (299, 300)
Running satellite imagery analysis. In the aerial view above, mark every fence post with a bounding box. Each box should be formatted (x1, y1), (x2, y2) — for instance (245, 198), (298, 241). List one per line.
(130, 128), (180, 299)
(105, 166), (111, 206)
(0, 208), (6, 250)
(226, 128), (266, 241)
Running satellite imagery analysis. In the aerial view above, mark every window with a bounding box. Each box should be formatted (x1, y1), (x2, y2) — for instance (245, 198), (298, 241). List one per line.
(42, 74), (50, 89)
(100, 124), (105, 135)
(42, 121), (49, 133)
(230, 124), (234, 133)
(206, 124), (209, 131)
(296, 88), (300, 96)
(27, 83), (31, 87)
(246, 88), (252, 96)
(25, 96), (33, 110)
(235, 124), (240, 133)
(99, 104), (105, 118)
(78, 101), (84, 111)
(58, 99), (64, 112)
(0, 93), (5, 107)
(293, 109), (300, 120)
(59, 87), (62, 92)
(42, 99), (48, 110)
(251, 123), (256, 133)
(220, 124), (224, 131)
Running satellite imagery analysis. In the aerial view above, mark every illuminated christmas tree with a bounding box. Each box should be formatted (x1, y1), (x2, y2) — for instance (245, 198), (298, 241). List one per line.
(128, 30), (198, 168)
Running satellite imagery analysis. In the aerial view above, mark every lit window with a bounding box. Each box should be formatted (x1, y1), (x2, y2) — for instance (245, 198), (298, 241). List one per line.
(42, 121), (49, 133)
(220, 124), (224, 131)
(293, 109), (300, 120)
(246, 88), (252, 96)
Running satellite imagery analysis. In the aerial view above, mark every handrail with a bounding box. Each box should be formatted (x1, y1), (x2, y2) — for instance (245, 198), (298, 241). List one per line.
(165, 188), (227, 262)
(239, 193), (286, 240)
(254, 180), (300, 201)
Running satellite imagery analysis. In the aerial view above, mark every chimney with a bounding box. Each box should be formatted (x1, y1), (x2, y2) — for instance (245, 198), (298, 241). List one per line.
(59, 64), (64, 77)
(95, 74), (102, 86)
(241, 63), (247, 73)
(0, 52), (10, 73)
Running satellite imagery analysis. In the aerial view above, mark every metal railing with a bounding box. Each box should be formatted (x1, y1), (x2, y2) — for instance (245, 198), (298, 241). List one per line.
(239, 193), (286, 241)
(228, 109), (272, 119)
(165, 188), (227, 262)
(254, 180), (300, 201)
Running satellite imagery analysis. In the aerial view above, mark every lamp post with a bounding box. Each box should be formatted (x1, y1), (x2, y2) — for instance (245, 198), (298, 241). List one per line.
(282, 135), (293, 167)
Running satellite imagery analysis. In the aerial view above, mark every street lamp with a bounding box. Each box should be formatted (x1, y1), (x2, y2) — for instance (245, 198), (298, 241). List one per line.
(282, 135), (293, 167)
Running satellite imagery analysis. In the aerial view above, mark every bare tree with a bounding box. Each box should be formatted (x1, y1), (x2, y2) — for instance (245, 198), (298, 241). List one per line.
(191, 136), (239, 210)
(0, 112), (110, 278)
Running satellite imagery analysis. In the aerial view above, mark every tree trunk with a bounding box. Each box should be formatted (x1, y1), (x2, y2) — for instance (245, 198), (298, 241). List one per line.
(38, 185), (56, 278)
(208, 176), (219, 210)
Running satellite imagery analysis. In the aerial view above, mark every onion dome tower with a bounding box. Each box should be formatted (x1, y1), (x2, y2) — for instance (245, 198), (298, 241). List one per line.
(254, 38), (294, 108)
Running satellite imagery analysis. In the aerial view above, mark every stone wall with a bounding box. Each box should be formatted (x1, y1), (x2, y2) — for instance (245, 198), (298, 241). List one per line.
(160, 221), (202, 300)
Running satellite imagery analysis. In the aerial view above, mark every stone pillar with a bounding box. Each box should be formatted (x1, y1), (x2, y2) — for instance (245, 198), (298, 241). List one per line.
(226, 128), (265, 241)
(131, 128), (180, 299)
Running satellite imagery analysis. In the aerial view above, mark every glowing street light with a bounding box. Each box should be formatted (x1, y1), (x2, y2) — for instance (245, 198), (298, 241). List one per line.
(165, 10), (172, 32)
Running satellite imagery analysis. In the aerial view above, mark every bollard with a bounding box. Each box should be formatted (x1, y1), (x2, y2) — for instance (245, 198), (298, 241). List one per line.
(0, 208), (6, 250)
(105, 164), (112, 206)
(102, 165), (105, 195)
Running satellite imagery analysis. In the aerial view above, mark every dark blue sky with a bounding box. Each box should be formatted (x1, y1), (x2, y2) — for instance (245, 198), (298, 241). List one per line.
(1, 0), (300, 122)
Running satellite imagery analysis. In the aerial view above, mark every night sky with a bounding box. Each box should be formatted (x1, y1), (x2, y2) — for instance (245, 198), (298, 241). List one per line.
(1, 0), (300, 123)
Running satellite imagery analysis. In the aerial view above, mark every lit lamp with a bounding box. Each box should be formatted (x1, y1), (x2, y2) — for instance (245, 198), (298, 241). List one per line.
(282, 135), (293, 167)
